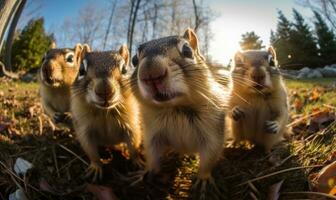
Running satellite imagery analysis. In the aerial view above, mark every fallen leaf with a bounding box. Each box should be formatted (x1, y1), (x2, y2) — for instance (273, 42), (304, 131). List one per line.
(315, 161), (336, 194)
(13, 157), (33, 175)
(86, 184), (119, 200)
(267, 180), (284, 200)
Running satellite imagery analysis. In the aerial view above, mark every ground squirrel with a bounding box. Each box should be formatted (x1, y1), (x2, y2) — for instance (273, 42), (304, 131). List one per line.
(228, 47), (289, 152)
(130, 28), (228, 198)
(38, 42), (82, 126)
(71, 44), (141, 181)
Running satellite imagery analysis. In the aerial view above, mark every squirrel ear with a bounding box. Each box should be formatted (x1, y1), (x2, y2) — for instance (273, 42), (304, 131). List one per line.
(183, 28), (205, 61)
(74, 43), (83, 63)
(268, 46), (276, 60)
(234, 51), (245, 66)
(183, 28), (199, 51)
(50, 41), (56, 49)
(80, 44), (91, 59)
(119, 44), (129, 65)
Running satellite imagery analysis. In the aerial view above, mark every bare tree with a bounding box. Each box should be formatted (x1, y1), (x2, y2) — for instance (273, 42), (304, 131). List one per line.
(0, 0), (21, 78)
(299, 0), (336, 30)
(103, 0), (117, 50)
(127, 0), (142, 56)
(60, 2), (104, 49)
(4, 0), (27, 71)
(192, 0), (202, 32)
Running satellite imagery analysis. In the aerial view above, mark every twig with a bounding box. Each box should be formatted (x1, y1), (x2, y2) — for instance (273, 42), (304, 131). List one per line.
(249, 192), (258, 200)
(323, 104), (336, 110)
(247, 181), (260, 195)
(38, 116), (43, 135)
(52, 145), (60, 178)
(287, 110), (323, 127)
(281, 191), (336, 200)
(58, 144), (89, 166)
(0, 160), (47, 197)
(237, 165), (323, 186)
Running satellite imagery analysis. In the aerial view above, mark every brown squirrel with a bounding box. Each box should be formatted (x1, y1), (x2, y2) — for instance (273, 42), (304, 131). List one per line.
(71, 44), (142, 181)
(228, 47), (289, 152)
(130, 28), (228, 198)
(38, 42), (82, 126)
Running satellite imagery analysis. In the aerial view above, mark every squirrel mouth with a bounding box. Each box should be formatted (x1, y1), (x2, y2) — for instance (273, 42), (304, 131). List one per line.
(153, 91), (181, 102)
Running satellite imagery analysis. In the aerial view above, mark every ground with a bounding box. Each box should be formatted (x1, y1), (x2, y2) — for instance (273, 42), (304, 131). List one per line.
(0, 77), (335, 200)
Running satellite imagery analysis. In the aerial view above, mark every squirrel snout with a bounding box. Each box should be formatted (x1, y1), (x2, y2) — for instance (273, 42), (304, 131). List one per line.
(94, 80), (114, 101)
(141, 69), (167, 87)
(250, 70), (266, 85)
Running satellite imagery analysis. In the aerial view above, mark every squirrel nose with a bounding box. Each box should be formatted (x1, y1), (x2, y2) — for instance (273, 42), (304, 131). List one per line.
(141, 69), (168, 86)
(251, 71), (265, 84)
(42, 63), (54, 83)
(95, 80), (114, 100)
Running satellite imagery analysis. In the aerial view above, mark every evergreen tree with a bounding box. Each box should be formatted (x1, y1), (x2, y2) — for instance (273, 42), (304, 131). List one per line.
(11, 18), (53, 71)
(314, 11), (336, 66)
(270, 30), (277, 44)
(272, 10), (293, 68)
(290, 9), (319, 68)
(239, 31), (264, 50)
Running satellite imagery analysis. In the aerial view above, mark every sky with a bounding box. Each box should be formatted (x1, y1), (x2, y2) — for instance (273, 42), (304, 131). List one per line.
(22, 0), (313, 65)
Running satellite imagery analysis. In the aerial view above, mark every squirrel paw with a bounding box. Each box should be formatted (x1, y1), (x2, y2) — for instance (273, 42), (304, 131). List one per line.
(53, 112), (72, 124)
(85, 162), (103, 182)
(192, 176), (222, 200)
(231, 106), (245, 121)
(265, 120), (279, 134)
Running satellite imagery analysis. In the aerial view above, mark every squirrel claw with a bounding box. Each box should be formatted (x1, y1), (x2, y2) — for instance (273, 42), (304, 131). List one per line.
(54, 112), (72, 124)
(232, 106), (245, 121)
(85, 162), (103, 182)
(265, 120), (279, 134)
(192, 177), (222, 200)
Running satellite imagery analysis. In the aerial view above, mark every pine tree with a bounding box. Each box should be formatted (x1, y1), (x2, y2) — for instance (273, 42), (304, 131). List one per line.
(314, 11), (336, 66)
(290, 9), (319, 68)
(272, 10), (293, 68)
(270, 30), (277, 44)
(11, 18), (53, 71)
(239, 31), (264, 50)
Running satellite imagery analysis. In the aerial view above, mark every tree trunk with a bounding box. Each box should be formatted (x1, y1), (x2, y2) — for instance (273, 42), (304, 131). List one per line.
(128, 0), (141, 57)
(127, 0), (135, 49)
(0, 0), (20, 51)
(192, 0), (201, 32)
(103, 0), (117, 50)
(0, 0), (21, 78)
(4, 0), (27, 72)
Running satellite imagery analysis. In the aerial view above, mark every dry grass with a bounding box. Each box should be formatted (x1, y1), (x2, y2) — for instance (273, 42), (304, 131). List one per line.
(0, 77), (335, 200)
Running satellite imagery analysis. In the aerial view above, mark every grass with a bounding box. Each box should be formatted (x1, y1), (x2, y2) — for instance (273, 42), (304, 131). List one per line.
(0, 77), (335, 200)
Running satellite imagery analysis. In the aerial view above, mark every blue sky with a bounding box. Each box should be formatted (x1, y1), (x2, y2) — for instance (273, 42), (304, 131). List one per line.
(24, 0), (313, 64)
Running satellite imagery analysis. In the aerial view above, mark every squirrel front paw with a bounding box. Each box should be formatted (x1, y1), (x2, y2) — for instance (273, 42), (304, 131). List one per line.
(265, 120), (279, 134)
(231, 106), (245, 121)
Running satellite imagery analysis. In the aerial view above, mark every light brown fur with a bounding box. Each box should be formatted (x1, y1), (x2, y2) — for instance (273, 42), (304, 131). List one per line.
(71, 45), (141, 180)
(228, 47), (289, 152)
(131, 29), (228, 191)
(38, 43), (82, 125)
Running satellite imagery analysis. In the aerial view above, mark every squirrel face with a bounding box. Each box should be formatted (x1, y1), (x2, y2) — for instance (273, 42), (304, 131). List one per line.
(40, 43), (82, 87)
(73, 45), (129, 110)
(131, 28), (206, 106)
(232, 47), (280, 94)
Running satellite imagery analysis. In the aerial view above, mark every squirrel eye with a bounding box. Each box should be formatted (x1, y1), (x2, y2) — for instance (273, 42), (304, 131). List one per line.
(65, 52), (75, 65)
(268, 55), (275, 67)
(132, 55), (138, 66)
(182, 43), (193, 59)
(78, 59), (87, 80)
(121, 65), (127, 74)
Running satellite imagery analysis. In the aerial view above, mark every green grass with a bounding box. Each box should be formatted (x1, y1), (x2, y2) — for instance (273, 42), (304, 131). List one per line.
(0, 78), (335, 200)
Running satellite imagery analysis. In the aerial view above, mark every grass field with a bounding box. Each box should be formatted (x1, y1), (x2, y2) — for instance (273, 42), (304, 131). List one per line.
(0, 77), (335, 200)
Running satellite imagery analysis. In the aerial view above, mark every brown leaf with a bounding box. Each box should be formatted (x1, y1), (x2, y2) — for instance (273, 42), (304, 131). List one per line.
(315, 161), (336, 194)
(267, 180), (284, 200)
(86, 184), (119, 200)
